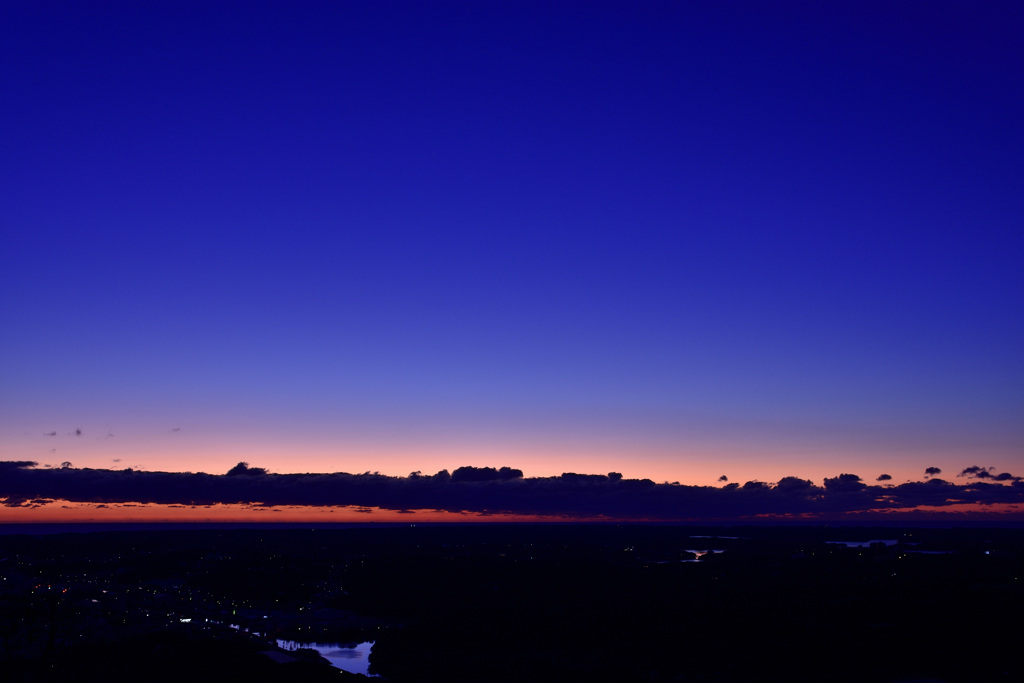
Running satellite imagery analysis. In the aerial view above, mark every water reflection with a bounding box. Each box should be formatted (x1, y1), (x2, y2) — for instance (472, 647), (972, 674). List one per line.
(683, 549), (725, 561)
(277, 639), (376, 676)
(826, 540), (897, 548)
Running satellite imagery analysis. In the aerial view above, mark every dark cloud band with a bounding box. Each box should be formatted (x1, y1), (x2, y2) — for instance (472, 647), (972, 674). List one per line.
(2, 462), (1022, 520)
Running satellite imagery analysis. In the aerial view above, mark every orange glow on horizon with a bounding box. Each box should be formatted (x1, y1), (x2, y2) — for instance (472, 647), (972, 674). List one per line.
(8, 419), (1019, 493)
(0, 499), (582, 525)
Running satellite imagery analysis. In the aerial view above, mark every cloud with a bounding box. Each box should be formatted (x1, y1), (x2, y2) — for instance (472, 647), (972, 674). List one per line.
(226, 462), (268, 477)
(1, 461), (1022, 521)
(450, 466), (523, 482)
(925, 467), (942, 477)
(959, 466), (1022, 482)
(774, 476), (815, 494)
(823, 473), (866, 493)
(876, 474), (892, 481)
(0, 461), (39, 471)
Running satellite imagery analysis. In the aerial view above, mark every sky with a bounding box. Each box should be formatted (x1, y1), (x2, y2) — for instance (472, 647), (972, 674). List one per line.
(2, 2), (1022, 522)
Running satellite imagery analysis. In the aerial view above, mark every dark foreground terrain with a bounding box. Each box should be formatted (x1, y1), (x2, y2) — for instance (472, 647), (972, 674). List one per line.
(1, 523), (1021, 682)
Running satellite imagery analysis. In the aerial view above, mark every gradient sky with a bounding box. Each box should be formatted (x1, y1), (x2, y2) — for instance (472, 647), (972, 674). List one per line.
(2, 2), (1022, 505)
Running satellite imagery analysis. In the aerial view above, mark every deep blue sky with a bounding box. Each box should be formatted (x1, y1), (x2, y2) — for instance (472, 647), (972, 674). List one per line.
(2, 1), (1021, 485)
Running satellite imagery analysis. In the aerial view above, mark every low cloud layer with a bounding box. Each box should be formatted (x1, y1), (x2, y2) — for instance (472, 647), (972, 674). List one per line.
(2, 462), (1023, 520)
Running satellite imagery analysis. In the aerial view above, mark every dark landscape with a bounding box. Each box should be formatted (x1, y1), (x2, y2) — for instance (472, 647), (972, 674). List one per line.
(1, 523), (1020, 682)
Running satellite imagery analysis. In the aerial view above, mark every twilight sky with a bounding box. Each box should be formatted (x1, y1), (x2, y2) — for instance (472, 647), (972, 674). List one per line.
(1, 2), (1022, 520)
